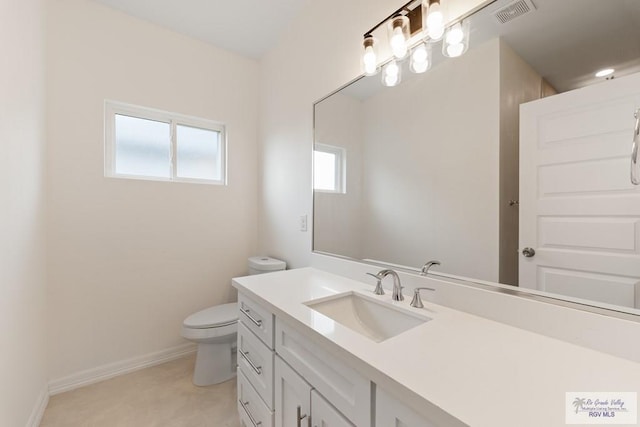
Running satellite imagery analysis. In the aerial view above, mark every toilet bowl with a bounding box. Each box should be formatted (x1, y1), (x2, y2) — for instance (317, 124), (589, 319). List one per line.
(181, 256), (286, 386)
(181, 303), (238, 386)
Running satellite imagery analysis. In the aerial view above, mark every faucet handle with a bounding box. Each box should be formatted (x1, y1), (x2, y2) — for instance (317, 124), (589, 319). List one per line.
(365, 272), (385, 295)
(410, 287), (436, 308)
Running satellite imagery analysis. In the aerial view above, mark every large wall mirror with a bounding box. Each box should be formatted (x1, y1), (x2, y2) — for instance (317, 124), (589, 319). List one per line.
(313, 0), (640, 317)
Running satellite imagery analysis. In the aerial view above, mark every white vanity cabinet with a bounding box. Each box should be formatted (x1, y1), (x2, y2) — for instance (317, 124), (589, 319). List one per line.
(237, 291), (361, 427)
(275, 356), (353, 427)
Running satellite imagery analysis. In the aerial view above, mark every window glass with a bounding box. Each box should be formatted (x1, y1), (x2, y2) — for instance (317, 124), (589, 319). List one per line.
(176, 125), (222, 181)
(106, 102), (226, 185)
(314, 150), (337, 191)
(114, 114), (170, 178)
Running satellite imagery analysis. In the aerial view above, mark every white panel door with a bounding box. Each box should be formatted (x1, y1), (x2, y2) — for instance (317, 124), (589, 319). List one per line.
(275, 355), (312, 427)
(519, 72), (640, 308)
(310, 390), (353, 427)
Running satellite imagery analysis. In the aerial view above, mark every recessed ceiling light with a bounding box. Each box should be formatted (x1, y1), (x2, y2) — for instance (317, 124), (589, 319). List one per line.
(595, 68), (615, 78)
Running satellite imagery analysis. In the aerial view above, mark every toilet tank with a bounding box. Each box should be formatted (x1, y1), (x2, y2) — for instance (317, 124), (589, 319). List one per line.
(248, 256), (286, 275)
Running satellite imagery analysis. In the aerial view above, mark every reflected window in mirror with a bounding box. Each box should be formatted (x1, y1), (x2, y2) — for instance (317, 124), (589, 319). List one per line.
(314, 143), (346, 194)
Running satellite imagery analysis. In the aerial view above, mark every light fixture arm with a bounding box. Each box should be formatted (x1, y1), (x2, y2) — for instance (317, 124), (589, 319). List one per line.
(363, 0), (416, 38)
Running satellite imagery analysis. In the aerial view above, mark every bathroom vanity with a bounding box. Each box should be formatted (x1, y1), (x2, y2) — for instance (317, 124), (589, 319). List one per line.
(233, 268), (640, 427)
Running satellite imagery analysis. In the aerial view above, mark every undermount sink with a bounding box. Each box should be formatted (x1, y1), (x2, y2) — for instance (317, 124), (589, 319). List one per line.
(305, 292), (430, 343)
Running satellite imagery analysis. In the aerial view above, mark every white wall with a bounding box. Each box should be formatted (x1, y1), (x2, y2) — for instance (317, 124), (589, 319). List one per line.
(313, 93), (364, 259)
(46, 0), (259, 384)
(0, 0), (49, 424)
(258, 0), (488, 268)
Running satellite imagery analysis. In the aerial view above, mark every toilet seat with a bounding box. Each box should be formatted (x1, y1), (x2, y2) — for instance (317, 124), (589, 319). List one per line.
(183, 303), (238, 329)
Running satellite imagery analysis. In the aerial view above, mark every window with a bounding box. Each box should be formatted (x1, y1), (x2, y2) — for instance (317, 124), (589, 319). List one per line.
(313, 143), (345, 193)
(105, 101), (226, 185)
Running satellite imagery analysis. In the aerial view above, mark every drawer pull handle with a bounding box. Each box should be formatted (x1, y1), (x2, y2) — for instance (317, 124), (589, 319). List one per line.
(240, 306), (263, 327)
(239, 349), (263, 375)
(239, 399), (262, 427)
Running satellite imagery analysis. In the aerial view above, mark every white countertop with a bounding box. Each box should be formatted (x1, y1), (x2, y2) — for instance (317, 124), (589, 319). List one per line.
(232, 267), (640, 427)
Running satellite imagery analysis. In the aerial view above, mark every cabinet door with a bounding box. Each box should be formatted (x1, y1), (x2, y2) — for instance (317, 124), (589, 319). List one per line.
(275, 355), (312, 427)
(376, 387), (466, 427)
(310, 390), (353, 427)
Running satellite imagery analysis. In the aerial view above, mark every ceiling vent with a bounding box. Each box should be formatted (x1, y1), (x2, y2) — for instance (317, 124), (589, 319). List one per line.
(494, 0), (536, 24)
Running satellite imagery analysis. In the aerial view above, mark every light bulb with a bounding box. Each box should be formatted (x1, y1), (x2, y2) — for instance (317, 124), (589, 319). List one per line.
(362, 36), (378, 75)
(411, 60), (429, 74)
(412, 46), (428, 63)
(410, 43), (431, 74)
(446, 23), (464, 45)
(427, 22), (445, 40)
(386, 61), (400, 76)
(446, 43), (464, 57)
(363, 46), (377, 75)
(384, 73), (400, 86)
(382, 61), (401, 87)
(390, 26), (408, 58)
(426, 5), (443, 27)
(426, 2), (445, 40)
(388, 16), (409, 59)
(442, 19), (470, 58)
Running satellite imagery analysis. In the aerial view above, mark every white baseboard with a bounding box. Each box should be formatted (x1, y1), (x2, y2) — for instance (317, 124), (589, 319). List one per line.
(26, 384), (49, 427)
(48, 342), (197, 396)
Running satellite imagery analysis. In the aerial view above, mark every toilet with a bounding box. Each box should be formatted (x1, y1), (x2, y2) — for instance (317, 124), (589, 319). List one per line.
(181, 256), (286, 386)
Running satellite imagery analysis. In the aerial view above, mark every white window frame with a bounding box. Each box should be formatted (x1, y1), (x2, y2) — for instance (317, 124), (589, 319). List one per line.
(104, 100), (227, 185)
(313, 143), (346, 194)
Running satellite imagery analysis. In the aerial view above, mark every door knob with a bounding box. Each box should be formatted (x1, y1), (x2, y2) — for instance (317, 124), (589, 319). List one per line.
(522, 247), (536, 258)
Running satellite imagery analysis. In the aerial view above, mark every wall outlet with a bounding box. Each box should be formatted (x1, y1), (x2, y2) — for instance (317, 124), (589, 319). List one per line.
(300, 214), (308, 232)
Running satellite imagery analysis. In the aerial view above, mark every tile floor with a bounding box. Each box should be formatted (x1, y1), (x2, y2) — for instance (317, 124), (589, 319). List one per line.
(40, 354), (241, 427)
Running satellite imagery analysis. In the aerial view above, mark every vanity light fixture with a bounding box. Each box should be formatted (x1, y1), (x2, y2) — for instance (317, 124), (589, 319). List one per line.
(388, 15), (411, 59)
(442, 20), (469, 57)
(362, 35), (379, 75)
(360, 0), (471, 84)
(382, 60), (402, 87)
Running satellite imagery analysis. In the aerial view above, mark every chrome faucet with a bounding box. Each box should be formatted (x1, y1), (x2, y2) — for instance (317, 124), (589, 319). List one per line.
(420, 260), (441, 276)
(410, 287), (435, 308)
(372, 269), (403, 301)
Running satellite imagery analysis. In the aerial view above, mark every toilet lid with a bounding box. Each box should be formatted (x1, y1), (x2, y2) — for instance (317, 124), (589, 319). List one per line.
(183, 303), (238, 329)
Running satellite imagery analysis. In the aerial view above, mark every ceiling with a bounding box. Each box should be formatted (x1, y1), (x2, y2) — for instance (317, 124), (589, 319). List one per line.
(474, 0), (640, 92)
(91, 0), (311, 59)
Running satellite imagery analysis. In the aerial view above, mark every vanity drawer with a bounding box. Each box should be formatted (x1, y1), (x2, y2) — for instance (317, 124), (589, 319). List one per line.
(238, 321), (274, 409)
(238, 369), (274, 427)
(239, 293), (274, 349)
(275, 320), (370, 427)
